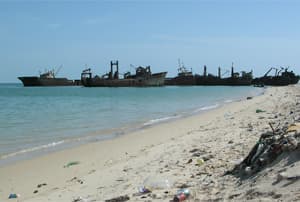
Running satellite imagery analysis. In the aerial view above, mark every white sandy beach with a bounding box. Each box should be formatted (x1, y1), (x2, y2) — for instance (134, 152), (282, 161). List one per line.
(1, 85), (300, 202)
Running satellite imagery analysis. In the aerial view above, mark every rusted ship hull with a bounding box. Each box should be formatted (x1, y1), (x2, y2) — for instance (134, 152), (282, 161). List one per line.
(195, 77), (251, 86)
(165, 76), (252, 86)
(82, 72), (167, 87)
(251, 67), (299, 86)
(252, 76), (299, 86)
(165, 76), (197, 85)
(165, 64), (252, 86)
(18, 76), (76, 86)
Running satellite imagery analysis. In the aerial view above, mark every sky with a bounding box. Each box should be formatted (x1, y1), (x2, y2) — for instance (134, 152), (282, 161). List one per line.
(0, 0), (299, 82)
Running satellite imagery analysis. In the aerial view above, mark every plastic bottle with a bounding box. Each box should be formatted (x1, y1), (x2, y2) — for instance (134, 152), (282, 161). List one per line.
(173, 189), (190, 202)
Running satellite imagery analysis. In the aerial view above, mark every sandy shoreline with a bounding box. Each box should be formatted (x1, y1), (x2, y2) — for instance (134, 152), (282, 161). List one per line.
(0, 85), (299, 202)
(0, 87), (261, 168)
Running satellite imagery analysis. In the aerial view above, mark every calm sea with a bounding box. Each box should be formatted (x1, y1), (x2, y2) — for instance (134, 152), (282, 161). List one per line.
(0, 83), (263, 165)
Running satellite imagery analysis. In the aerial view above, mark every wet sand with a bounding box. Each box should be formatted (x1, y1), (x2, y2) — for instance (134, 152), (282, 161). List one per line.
(0, 85), (300, 202)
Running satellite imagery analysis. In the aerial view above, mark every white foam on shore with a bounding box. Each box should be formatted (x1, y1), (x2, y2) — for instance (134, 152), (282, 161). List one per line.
(143, 115), (181, 126)
(194, 103), (220, 113)
(0, 140), (65, 160)
(224, 99), (233, 103)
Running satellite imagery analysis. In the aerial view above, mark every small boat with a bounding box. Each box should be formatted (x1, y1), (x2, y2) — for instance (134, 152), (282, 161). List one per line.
(252, 67), (300, 86)
(81, 61), (167, 87)
(18, 67), (78, 87)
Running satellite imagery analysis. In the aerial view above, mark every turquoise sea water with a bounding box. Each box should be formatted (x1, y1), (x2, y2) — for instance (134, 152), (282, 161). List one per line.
(0, 83), (263, 165)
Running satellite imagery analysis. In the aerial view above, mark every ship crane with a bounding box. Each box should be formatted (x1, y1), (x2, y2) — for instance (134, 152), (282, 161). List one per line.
(277, 67), (285, 76)
(55, 65), (63, 76)
(264, 67), (278, 77)
(221, 69), (230, 77)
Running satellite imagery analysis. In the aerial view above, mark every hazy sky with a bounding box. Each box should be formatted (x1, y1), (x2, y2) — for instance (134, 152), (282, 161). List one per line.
(0, 0), (299, 82)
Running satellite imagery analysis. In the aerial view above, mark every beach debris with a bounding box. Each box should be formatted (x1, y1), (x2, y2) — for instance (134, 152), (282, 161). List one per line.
(69, 177), (84, 184)
(228, 122), (300, 177)
(287, 123), (300, 133)
(247, 96), (253, 100)
(72, 196), (90, 202)
(256, 109), (266, 113)
(142, 176), (173, 190)
(275, 171), (300, 182)
(202, 154), (214, 161)
(8, 193), (20, 199)
(196, 159), (204, 166)
(133, 186), (152, 196)
(33, 190), (38, 194)
(139, 186), (151, 194)
(186, 159), (193, 164)
(105, 195), (130, 202)
(37, 183), (47, 188)
(64, 161), (80, 168)
(172, 188), (190, 202)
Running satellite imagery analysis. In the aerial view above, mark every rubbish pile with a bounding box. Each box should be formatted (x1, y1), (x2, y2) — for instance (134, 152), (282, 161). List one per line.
(229, 122), (300, 177)
(172, 188), (190, 202)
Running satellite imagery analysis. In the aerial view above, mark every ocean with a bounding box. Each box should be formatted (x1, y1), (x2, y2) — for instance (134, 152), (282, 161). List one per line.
(0, 83), (264, 165)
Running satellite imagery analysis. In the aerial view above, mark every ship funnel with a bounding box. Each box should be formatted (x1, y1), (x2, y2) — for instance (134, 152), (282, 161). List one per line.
(231, 62), (234, 78)
(110, 61), (113, 79)
(203, 65), (207, 77)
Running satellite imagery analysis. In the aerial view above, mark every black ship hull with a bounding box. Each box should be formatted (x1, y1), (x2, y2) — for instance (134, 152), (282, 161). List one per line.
(18, 76), (76, 86)
(252, 77), (299, 86)
(165, 76), (252, 86)
(252, 75), (299, 86)
(165, 65), (252, 86)
(252, 68), (299, 86)
(196, 78), (252, 86)
(165, 75), (197, 85)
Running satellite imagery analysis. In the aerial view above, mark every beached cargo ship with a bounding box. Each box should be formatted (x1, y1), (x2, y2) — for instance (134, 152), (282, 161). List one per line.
(81, 61), (167, 87)
(18, 68), (80, 87)
(166, 62), (253, 86)
(196, 65), (252, 86)
(165, 60), (198, 85)
(252, 67), (299, 86)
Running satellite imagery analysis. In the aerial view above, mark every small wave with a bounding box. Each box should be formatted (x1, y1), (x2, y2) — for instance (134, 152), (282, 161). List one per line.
(194, 104), (219, 112)
(143, 115), (180, 126)
(0, 140), (65, 160)
(224, 99), (233, 103)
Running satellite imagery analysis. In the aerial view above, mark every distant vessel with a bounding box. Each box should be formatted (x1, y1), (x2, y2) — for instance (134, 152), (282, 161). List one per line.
(220, 64), (253, 86)
(166, 62), (253, 86)
(252, 67), (300, 86)
(81, 61), (167, 87)
(195, 65), (223, 85)
(196, 64), (252, 86)
(165, 59), (197, 85)
(18, 67), (80, 87)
